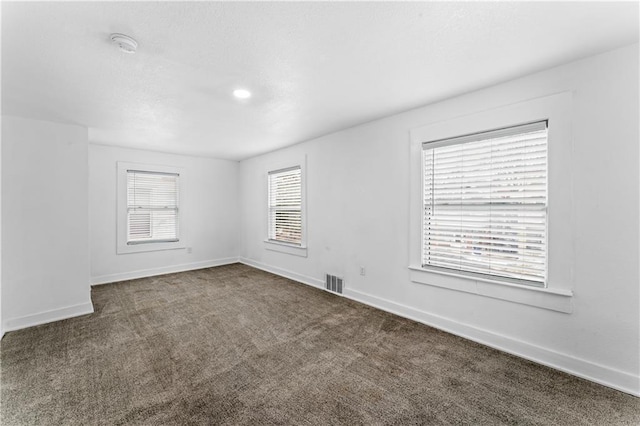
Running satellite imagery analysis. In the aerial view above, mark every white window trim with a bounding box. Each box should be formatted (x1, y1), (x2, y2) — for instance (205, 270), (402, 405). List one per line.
(421, 120), (549, 286)
(117, 161), (186, 254)
(264, 239), (307, 257)
(263, 155), (307, 257)
(409, 92), (574, 313)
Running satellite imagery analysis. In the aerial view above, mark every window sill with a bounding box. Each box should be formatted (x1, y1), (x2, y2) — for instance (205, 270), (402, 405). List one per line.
(117, 240), (185, 254)
(264, 240), (308, 257)
(408, 266), (573, 313)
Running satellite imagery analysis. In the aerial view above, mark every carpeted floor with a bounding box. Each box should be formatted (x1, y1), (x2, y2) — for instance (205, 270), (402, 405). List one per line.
(1, 264), (638, 425)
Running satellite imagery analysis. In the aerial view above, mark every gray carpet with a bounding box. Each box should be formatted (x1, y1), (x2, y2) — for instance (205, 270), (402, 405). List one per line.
(1, 263), (638, 425)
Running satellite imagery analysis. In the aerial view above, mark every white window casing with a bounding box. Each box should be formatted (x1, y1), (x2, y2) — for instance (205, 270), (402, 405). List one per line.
(117, 162), (185, 254)
(409, 92), (574, 313)
(263, 155), (307, 257)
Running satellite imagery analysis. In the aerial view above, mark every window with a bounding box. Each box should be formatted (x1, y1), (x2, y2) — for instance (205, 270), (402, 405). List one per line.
(117, 162), (185, 254)
(410, 93), (573, 312)
(268, 166), (302, 245)
(126, 170), (179, 244)
(422, 121), (547, 286)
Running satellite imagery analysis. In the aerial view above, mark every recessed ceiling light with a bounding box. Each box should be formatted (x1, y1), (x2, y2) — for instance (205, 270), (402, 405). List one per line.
(110, 33), (138, 54)
(233, 89), (252, 99)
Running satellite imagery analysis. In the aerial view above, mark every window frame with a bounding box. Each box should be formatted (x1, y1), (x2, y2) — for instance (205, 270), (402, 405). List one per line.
(117, 162), (186, 254)
(409, 92), (574, 313)
(268, 166), (303, 245)
(263, 155), (307, 257)
(421, 120), (549, 287)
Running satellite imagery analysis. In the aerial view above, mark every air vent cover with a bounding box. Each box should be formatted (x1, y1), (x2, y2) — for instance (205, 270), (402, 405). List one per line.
(325, 274), (343, 294)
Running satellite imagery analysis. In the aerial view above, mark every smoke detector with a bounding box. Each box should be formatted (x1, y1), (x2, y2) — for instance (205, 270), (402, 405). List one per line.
(110, 33), (138, 54)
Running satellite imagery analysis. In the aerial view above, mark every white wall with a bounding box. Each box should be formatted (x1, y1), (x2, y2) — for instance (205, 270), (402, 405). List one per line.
(1, 116), (93, 332)
(0, 116), (3, 337)
(89, 144), (239, 284)
(239, 44), (639, 395)
(1, 43), (636, 396)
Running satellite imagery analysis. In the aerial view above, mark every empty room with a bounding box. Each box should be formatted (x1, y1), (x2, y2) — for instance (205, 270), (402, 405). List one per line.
(1, 1), (639, 424)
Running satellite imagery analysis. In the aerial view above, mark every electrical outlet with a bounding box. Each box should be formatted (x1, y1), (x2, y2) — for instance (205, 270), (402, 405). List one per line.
(187, 247), (192, 254)
(360, 266), (366, 276)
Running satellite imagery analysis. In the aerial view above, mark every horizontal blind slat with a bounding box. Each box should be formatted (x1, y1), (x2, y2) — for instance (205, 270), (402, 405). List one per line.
(268, 167), (303, 245)
(422, 122), (547, 284)
(127, 171), (179, 243)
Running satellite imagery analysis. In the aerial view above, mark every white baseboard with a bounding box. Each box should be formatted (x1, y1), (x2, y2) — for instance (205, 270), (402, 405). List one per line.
(239, 257), (639, 397)
(239, 258), (325, 289)
(91, 257), (239, 286)
(3, 301), (95, 334)
(342, 288), (639, 397)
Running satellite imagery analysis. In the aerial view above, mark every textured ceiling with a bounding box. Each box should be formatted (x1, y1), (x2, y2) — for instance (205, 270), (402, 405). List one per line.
(2, 2), (638, 160)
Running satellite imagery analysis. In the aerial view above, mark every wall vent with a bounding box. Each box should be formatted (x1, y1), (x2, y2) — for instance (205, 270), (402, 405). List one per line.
(325, 274), (343, 294)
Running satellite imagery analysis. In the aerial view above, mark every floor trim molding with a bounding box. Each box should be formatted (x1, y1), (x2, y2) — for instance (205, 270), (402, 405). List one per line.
(342, 287), (639, 397)
(3, 301), (95, 334)
(238, 258), (325, 289)
(91, 257), (240, 286)
(238, 258), (640, 397)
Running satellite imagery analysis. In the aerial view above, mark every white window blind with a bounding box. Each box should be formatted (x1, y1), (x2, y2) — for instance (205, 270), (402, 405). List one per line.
(268, 166), (302, 245)
(127, 170), (179, 244)
(422, 121), (548, 285)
